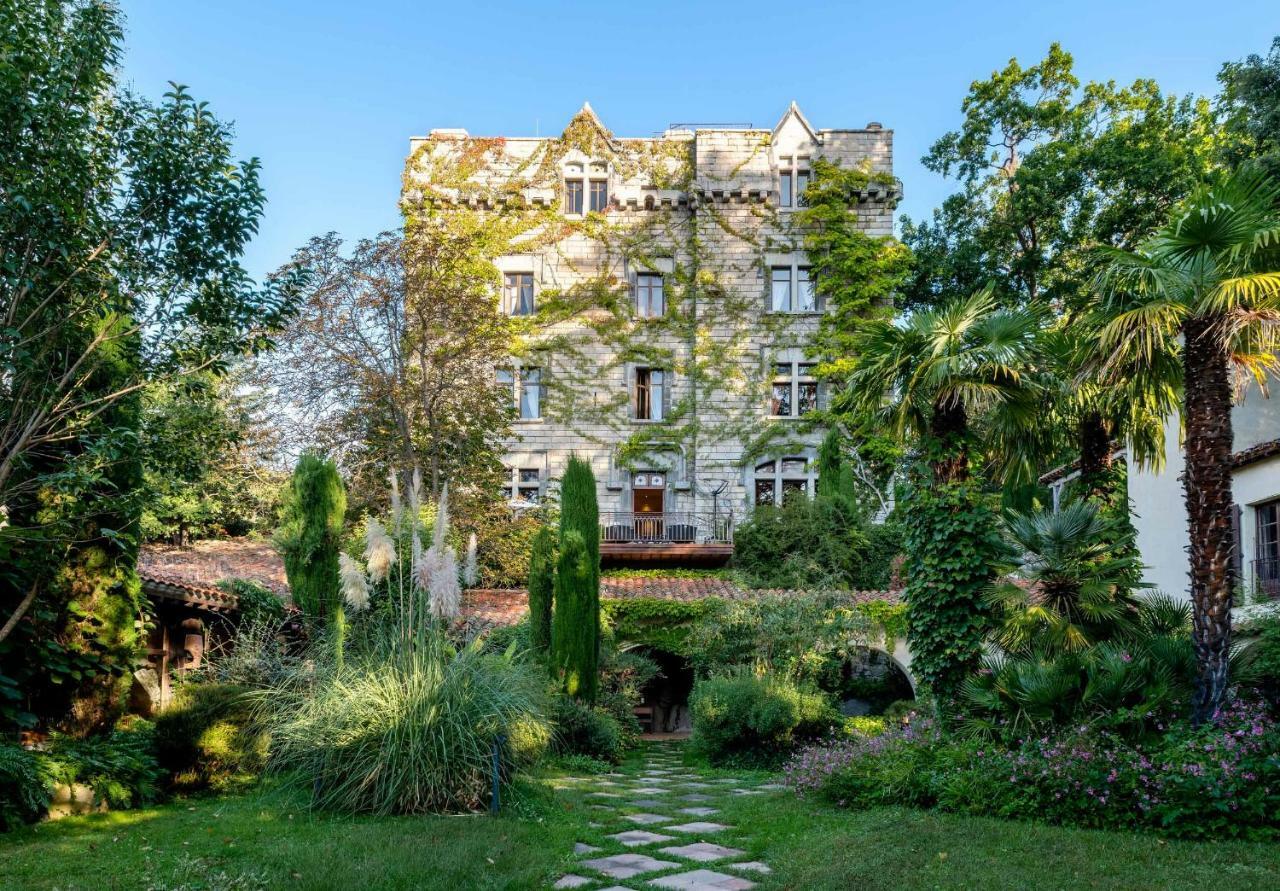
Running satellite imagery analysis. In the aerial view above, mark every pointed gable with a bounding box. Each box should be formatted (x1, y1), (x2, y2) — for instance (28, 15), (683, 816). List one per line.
(561, 101), (617, 156)
(772, 101), (818, 146)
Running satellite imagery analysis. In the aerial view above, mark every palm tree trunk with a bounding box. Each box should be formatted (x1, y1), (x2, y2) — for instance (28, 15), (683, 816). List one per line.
(930, 399), (968, 485)
(1182, 314), (1235, 724)
(1078, 412), (1114, 502)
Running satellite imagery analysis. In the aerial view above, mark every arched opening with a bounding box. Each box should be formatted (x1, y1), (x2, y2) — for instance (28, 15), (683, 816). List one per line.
(629, 645), (694, 736)
(834, 646), (915, 716)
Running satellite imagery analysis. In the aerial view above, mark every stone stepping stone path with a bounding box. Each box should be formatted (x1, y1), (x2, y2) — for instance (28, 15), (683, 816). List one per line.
(549, 742), (785, 889)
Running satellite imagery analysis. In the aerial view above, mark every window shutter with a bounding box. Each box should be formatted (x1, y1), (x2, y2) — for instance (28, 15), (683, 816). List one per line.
(625, 363), (635, 420)
(1231, 503), (1244, 592)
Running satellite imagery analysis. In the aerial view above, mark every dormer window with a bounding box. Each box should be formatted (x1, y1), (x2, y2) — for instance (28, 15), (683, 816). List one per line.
(589, 179), (608, 212)
(565, 179), (584, 214)
(778, 156), (811, 208)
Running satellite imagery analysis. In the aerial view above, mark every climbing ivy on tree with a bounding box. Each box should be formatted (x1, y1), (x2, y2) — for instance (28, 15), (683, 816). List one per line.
(901, 479), (1005, 706)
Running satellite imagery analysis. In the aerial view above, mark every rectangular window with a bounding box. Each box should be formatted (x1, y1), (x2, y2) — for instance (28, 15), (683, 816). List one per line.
(797, 267), (816, 312)
(1259, 500), (1280, 561)
(503, 272), (535, 316)
(795, 167), (811, 205)
(565, 179), (583, 214)
(771, 267), (792, 313)
(518, 468), (541, 503)
(636, 273), (665, 318)
(755, 478), (776, 506)
(635, 368), (665, 421)
(519, 368), (541, 420)
(779, 164), (793, 207)
(770, 362), (818, 418)
(589, 180), (608, 212)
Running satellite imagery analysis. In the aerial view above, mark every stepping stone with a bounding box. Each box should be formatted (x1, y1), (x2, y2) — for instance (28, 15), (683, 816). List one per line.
(583, 852), (680, 880)
(625, 812), (674, 825)
(631, 799), (670, 809)
(591, 805), (615, 811)
(667, 821), (730, 834)
(608, 829), (676, 847)
(631, 786), (671, 794)
(595, 780), (620, 787)
(756, 783), (786, 791)
(659, 842), (746, 863)
(677, 806), (719, 817)
(730, 789), (763, 796)
(729, 862), (772, 874)
(553, 876), (593, 889)
(589, 791), (623, 798)
(575, 842), (602, 855)
(682, 782), (713, 789)
(648, 869), (757, 890)
(599, 887), (636, 891)
(680, 794), (712, 802)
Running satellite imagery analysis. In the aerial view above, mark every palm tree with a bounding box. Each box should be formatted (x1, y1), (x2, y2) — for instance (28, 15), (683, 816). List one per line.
(986, 502), (1146, 656)
(843, 286), (1045, 482)
(1094, 167), (1280, 722)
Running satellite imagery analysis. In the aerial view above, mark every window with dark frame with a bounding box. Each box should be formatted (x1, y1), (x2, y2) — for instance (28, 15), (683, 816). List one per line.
(519, 367), (542, 420)
(635, 273), (665, 318)
(565, 179), (584, 214)
(795, 166), (811, 205)
(1257, 499), (1280, 591)
(797, 266), (816, 312)
(778, 157), (811, 208)
(779, 163), (793, 207)
(503, 272), (534, 316)
(501, 466), (543, 503)
(770, 361), (817, 418)
(754, 456), (812, 506)
(634, 367), (665, 421)
(589, 180), (608, 212)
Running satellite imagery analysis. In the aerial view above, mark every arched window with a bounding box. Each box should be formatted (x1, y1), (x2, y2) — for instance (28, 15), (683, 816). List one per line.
(754, 456), (814, 506)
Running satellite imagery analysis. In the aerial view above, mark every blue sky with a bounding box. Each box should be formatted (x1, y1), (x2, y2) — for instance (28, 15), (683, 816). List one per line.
(119, 0), (1277, 280)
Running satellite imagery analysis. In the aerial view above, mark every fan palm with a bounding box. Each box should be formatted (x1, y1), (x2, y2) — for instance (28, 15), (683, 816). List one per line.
(1093, 166), (1280, 721)
(987, 502), (1146, 656)
(842, 286), (1046, 482)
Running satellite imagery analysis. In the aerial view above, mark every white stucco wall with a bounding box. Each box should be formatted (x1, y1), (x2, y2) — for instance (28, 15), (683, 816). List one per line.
(1129, 379), (1279, 600)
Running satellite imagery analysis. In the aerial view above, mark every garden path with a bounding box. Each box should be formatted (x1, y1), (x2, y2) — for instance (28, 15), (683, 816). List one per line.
(550, 742), (783, 890)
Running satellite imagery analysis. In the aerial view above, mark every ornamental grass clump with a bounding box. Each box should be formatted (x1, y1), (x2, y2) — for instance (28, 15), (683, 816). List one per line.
(263, 632), (549, 815)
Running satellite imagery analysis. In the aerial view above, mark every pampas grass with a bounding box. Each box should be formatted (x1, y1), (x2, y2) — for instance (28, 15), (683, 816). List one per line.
(339, 553), (370, 612)
(262, 632), (549, 814)
(364, 519), (396, 584)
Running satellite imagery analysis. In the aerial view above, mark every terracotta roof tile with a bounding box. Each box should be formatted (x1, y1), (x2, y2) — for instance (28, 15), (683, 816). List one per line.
(1232, 438), (1280, 470)
(139, 539), (288, 596)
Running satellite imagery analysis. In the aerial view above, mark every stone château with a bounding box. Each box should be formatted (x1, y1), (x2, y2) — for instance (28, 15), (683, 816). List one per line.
(403, 103), (898, 559)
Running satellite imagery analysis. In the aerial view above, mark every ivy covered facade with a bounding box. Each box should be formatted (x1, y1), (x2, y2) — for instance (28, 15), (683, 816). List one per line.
(402, 103), (898, 523)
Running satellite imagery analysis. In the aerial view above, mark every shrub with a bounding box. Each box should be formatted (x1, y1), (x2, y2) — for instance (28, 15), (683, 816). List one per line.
(686, 593), (873, 689)
(548, 694), (625, 764)
(263, 632), (548, 814)
(786, 699), (1280, 840)
(1241, 612), (1280, 707)
(153, 683), (267, 792)
(554, 753), (614, 775)
(731, 496), (864, 590)
(216, 579), (286, 629)
(0, 744), (54, 830)
(44, 725), (164, 810)
(689, 670), (838, 767)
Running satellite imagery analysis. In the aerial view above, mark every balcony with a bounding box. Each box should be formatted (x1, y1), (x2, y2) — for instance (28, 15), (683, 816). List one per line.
(1253, 557), (1280, 601)
(600, 511), (734, 565)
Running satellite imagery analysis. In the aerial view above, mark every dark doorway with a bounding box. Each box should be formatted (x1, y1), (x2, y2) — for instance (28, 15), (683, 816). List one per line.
(633, 647), (693, 735)
(633, 486), (664, 514)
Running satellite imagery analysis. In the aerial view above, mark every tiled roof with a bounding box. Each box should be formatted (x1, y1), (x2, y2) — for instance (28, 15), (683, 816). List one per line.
(138, 539), (289, 596)
(1232, 438), (1280, 470)
(139, 572), (240, 613)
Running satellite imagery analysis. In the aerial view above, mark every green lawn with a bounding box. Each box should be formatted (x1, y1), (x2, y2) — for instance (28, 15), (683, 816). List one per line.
(2, 745), (1278, 890)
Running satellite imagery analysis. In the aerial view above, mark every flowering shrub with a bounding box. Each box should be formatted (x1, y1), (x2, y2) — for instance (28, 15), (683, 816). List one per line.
(690, 670), (839, 767)
(784, 699), (1280, 839)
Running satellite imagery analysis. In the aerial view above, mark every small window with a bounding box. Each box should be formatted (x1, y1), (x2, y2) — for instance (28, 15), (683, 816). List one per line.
(771, 267), (792, 313)
(565, 179), (584, 214)
(795, 167), (811, 205)
(778, 159), (810, 208)
(520, 368), (542, 420)
(636, 273), (665, 318)
(779, 162), (793, 208)
(589, 180), (608, 212)
(503, 272), (535, 316)
(635, 367), (665, 421)
(517, 468), (542, 503)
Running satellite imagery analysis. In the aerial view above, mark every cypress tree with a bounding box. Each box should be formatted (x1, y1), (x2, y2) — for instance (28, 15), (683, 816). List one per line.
(550, 530), (597, 701)
(558, 455), (599, 589)
(276, 453), (346, 625)
(527, 525), (555, 658)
